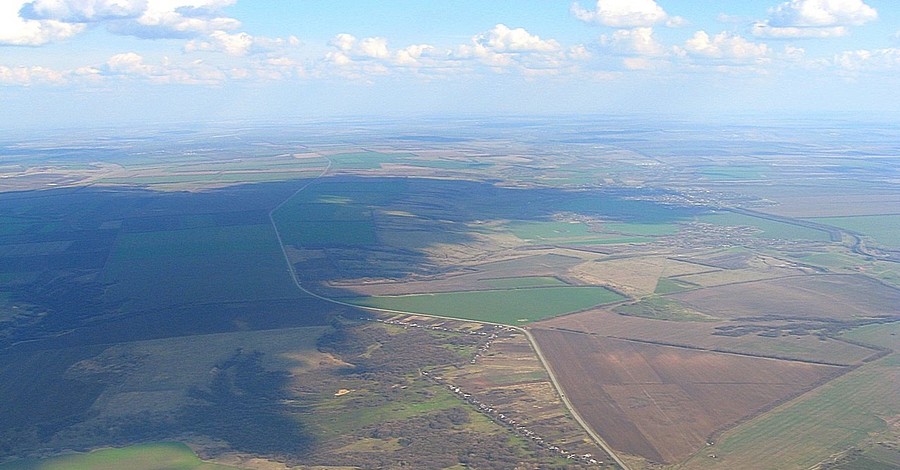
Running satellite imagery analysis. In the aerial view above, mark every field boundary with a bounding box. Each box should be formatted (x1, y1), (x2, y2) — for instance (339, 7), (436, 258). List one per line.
(266, 160), (632, 469)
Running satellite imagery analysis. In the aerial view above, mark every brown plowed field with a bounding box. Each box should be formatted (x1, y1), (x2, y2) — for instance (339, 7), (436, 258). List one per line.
(530, 329), (845, 464)
(671, 274), (900, 321)
(537, 308), (877, 365)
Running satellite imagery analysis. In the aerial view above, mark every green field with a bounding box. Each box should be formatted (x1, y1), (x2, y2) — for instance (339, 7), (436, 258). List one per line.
(0, 442), (238, 470)
(345, 286), (625, 324)
(697, 165), (769, 180)
(327, 151), (415, 169)
(699, 212), (832, 241)
(811, 214), (900, 248)
(684, 323), (899, 470)
(654, 277), (696, 294)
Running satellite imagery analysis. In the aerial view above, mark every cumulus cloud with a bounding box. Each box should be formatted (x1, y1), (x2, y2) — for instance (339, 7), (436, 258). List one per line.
(7, 0), (242, 42)
(322, 25), (576, 78)
(21, 0), (145, 22)
(601, 27), (664, 56)
(394, 44), (435, 66)
(833, 48), (900, 72)
(111, 0), (240, 38)
(0, 65), (67, 84)
(753, 0), (877, 38)
(454, 24), (569, 72)
(752, 24), (848, 38)
(106, 51), (152, 74)
(102, 51), (227, 83)
(679, 31), (770, 61)
(184, 31), (298, 56)
(571, 0), (682, 28)
(474, 23), (560, 52)
(0, 0), (85, 45)
(325, 33), (438, 70)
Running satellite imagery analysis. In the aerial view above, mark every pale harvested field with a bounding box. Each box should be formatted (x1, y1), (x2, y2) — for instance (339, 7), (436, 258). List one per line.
(670, 267), (804, 288)
(568, 256), (711, 297)
(672, 274), (900, 321)
(530, 330), (845, 465)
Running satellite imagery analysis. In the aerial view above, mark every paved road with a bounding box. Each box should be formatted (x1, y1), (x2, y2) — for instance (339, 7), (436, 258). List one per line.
(267, 157), (631, 469)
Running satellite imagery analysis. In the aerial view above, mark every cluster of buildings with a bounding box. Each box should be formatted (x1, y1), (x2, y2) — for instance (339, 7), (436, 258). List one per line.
(358, 315), (498, 337)
(421, 370), (604, 467)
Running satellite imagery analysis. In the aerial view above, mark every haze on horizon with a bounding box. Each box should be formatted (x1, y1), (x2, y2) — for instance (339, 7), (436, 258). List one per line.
(1, 0), (899, 129)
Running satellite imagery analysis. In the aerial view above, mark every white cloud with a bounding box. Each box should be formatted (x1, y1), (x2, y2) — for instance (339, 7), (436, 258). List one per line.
(358, 37), (390, 58)
(183, 30), (297, 56)
(753, 24), (848, 38)
(455, 24), (569, 73)
(331, 33), (355, 52)
(623, 57), (652, 70)
(103, 51), (226, 84)
(105, 51), (153, 74)
(13, 0), (242, 40)
(781, 45), (806, 60)
(753, 0), (877, 38)
(22, 0), (145, 22)
(0, 65), (67, 84)
(571, 0), (681, 28)
(122, 0), (240, 37)
(190, 30), (252, 55)
(567, 44), (591, 61)
(0, 0), (85, 45)
(601, 27), (664, 56)
(326, 33), (437, 70)
(680, 31), (770, 61)
(833, 48), (900, 72)
(475, 24), (560, 52)
(323, 25), (572, 78)
(394, 44), (434, 66)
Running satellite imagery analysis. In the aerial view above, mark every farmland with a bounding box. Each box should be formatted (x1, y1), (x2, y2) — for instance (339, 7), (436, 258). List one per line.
(0, 442), (239, 470)
(529, 330), (844, 464)
(811, 214), (900, 249)
(345, 286), (625, 324)
(1, 117), (899, 470)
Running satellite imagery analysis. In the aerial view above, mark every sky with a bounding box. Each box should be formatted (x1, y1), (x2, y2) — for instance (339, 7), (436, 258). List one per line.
(1, 0), (899, 128)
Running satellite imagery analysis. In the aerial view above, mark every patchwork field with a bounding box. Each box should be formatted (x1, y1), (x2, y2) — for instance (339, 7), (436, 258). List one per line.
(529, 330), (845, 465)
(4, 120), (900, 470)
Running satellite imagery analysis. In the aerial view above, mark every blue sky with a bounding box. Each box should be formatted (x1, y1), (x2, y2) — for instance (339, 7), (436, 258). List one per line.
(1, 0), (898, 128)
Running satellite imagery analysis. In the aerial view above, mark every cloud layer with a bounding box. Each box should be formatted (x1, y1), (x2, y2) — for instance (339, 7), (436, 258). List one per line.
(753, 0), (877, 38)
(1, 0), (897, 89)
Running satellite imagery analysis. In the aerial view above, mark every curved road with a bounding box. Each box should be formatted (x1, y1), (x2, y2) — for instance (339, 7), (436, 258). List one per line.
(266, 156), (631, 469)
